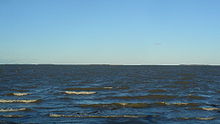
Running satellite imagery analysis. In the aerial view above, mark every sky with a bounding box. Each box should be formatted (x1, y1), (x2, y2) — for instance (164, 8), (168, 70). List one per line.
(0, 0), (220, 65)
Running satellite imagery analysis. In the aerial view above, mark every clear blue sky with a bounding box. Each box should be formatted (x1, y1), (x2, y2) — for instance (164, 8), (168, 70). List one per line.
(0, 0), (220, 65)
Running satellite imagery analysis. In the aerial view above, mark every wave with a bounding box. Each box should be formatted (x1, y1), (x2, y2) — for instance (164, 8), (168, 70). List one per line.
(104, 87), (113, 89)
(64, 91), (96, 95)
(188, 107), (219, 111)
(144, 102), (201, 107)
(34, 107), (57, 109)
(10, 89), (28, 92)
(169, 102), (201, 107)
(0, 99), (41, 103)
(148, 89), (167, 93)
(80, 103), (150, 108)
(0, 108), (30, 112)
(109, 95), (177, 100)
(65, 87), (113, 91)
(107, 94), (206, 100)
(49, 114), (151, 118)
(80, 102), (202, 109)
(174, 81), (192, 84)
(0, 115), (24, 118)
(7, 93), (31, 96)
(176, 117), (215, 120)
(184, 95), (206, 100)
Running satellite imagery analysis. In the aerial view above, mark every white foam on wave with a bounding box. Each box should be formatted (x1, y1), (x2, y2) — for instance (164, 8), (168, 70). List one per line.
(103, 87), (113, 89)
(0, 99), (39, 103)
(11, 93), (31, 96)
(196, 117), (215, 120)
(201, 107), (219, 111)
(0, 108), (28, 112)
(179, 117), (216, 120)
(64, 91), (96, 95)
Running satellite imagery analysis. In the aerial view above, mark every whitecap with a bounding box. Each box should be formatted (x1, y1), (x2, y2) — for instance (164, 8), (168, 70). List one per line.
(64, 91), (96, 95)
(201, 107), (219, 111)
(0, 108), (28, 112)
(0, 99), (40, 103)
(11, 93), (31, 96)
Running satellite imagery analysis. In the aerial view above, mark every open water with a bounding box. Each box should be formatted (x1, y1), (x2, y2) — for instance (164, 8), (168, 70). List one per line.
(0, 65), (220, 123)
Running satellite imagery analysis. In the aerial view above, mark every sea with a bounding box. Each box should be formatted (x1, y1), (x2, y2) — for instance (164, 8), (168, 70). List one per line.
(0, 65), (220, 124)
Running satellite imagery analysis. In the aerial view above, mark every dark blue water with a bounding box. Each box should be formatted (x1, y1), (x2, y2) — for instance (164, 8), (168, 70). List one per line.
(0, 65), (220, 124)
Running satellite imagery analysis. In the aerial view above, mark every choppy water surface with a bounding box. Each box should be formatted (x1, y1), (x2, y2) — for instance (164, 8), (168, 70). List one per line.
(0, 65), (220, 124)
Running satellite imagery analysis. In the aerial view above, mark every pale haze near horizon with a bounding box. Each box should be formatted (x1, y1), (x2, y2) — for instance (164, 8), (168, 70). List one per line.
(0, 0), (220, 65)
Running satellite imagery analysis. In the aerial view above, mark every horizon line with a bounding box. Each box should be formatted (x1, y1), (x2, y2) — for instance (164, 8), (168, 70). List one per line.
(0, 63), (219, 66)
